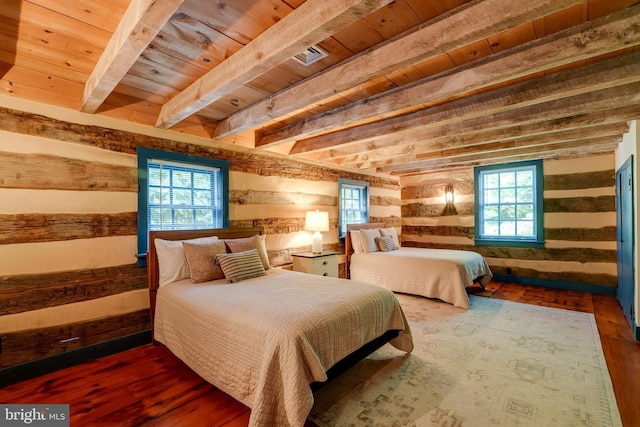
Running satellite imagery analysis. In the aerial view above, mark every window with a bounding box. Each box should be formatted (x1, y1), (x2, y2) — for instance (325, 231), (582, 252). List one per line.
(474, 160), (543, 247)
(137, 148), (229, 264)
(338, 178), (369, 238)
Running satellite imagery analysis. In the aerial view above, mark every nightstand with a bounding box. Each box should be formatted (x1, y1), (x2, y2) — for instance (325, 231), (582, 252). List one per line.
(291, 252), (339, 277)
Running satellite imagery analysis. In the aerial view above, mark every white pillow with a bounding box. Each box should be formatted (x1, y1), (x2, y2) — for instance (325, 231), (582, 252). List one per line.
(155, 236), (219, 287)
(380, 227), (400, 248)
(360, 228), (382, 253)
(349, 230), (365, 254)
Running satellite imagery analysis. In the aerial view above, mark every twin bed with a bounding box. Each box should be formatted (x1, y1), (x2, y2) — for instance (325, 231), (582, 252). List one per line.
(147, 227), (413, 427)
(346, 223), (493, 309)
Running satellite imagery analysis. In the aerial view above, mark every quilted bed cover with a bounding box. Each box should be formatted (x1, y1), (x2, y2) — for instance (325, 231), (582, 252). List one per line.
(153, 269), (413, 426)
(350, 247), (493, 309)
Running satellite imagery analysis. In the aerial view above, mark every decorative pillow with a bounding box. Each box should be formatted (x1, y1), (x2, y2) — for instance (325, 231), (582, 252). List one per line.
(224, 234), (270, 270)
(349, 230), (365, 254)
(155, 236), (219, 287)
(360, 228), (382, 253)
(380, 227), (401, 248)
(182, 240), (227, 283)
(216, 249), (266, 283)
(375, 235), (399, 252)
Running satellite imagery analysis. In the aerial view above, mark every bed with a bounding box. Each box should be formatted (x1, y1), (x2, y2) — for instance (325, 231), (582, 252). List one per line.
(147, 227), (413, 427)
(346, 223), (493, 309)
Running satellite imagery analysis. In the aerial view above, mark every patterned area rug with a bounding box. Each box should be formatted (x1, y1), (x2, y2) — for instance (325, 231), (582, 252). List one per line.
(310, 294), (622, 427)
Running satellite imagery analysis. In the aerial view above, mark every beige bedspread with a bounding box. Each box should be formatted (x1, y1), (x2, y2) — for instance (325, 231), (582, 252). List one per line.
(350, 247), (493, 309)
(153, 268), (413, 427)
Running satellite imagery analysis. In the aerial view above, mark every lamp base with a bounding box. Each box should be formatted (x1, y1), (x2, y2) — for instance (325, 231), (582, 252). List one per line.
(312, 231), (323, 254)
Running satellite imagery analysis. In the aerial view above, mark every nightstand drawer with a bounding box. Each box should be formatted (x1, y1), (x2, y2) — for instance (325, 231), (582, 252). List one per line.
(292, 252), (339, 278)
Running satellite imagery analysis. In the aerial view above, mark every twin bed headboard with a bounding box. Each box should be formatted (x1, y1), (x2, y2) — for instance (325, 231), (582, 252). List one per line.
(345, 222), (385, 278)
(147, 227), (264, 332)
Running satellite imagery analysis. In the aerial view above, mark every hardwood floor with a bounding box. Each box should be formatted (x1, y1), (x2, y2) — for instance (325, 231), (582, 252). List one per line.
(1, 281), (638, 426)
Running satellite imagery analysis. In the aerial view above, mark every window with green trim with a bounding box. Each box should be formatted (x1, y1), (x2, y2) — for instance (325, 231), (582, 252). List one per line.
(338, 178), (369, 238)
(137, 147), (229, 265)
(474, 160), (543, 247)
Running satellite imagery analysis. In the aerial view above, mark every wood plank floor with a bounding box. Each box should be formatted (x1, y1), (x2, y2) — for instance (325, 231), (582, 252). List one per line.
(1, 281), (638, 426)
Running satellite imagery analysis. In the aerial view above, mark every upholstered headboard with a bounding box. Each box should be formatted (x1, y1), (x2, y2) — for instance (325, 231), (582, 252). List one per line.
(147, 227), (264, 335)
(345, 223), (385, 278)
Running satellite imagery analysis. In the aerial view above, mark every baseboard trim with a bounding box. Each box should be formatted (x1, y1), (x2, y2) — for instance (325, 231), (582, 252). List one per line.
(0, 330), (151, 388)
(492, 274), (617, 296)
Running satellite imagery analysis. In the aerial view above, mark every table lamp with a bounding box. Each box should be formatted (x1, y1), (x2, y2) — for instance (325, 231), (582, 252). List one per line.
(304, 210), (329, 254)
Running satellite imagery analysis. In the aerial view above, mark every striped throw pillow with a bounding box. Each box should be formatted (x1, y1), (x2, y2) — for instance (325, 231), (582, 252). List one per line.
(215, 249), (266, 283)
(375, 235), (399, 252)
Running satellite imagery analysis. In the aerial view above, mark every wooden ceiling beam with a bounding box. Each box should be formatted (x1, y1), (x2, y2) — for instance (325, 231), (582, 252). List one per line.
(80, 0), (184, 113)
(292, 50), (640, 158)
(214, 0), (581, 142)
(335, 109), (639, 168)
(363, 122), (629, 171)
(154, 0), (394, 130)
(385, 136), (621, 175)
(261, 5), (640, 147)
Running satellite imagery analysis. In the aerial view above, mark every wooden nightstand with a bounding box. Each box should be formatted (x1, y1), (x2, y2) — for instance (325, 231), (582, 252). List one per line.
(291, 252), (339, 277)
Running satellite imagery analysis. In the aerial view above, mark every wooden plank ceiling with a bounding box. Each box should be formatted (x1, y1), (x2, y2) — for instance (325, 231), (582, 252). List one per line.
(1, 0), (639, 176)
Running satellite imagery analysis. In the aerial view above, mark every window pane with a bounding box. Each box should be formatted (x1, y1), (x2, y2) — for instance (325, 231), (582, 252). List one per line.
(172, 171), (191, 187)
(174, 209), (192, 225)
(193, 190), (211, 206)
(195, 209), (213, 225)
(500, 205), (515, 220)
(149, 188), (162, 204)
(500, 221), (516, 235)
(516, 204), (533, 220)
(149, 168), (161, 186)
(484, 206), (499, 220)
(485, 174), (499, 189)
(500, 188), (516, 203)
(516, 170), (533, 187)
(484, 221), (500, 236)
(486, 189), (499, 204)
(173, 189), (192, 206)
(500, 172), (515, 188)
(517, 187), (533, 203)
(517, 221), (534, 236)
(193, 172), (210, 189)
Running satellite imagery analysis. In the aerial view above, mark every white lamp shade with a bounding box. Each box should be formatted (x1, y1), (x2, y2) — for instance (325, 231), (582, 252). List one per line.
(304, 210), (329, 254)
(304, 210), (329, 232)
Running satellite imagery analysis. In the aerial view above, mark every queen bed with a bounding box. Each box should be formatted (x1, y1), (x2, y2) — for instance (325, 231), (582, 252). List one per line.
(346, 223), (493, 309)
(147, 227), (413, 427)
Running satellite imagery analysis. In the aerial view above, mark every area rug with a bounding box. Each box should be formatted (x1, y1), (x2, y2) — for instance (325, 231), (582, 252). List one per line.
(310, 294), (622, 427)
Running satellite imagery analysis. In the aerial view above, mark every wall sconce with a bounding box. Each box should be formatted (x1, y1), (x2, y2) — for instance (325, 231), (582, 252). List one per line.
(445, 184), (454, 205)
(443, 184), (457, 216)
(304, 210), (329, 254)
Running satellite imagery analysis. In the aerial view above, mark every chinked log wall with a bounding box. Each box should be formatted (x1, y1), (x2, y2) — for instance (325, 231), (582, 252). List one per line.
(400, 154), (617, 290)
(0, 106), (400, 369)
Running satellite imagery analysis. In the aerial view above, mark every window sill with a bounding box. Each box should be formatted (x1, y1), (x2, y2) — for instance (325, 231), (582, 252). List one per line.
(474, 239), (544, 248)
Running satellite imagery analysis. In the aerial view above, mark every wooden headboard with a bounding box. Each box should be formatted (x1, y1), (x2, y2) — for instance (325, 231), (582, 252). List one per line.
(147, 227), (264, 337)
(345, 223), (385, 278)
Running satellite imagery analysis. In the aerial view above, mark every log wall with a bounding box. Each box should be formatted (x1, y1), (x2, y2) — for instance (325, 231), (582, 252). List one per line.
(0, 106), (400, 368)
(400, 154), (617, 289)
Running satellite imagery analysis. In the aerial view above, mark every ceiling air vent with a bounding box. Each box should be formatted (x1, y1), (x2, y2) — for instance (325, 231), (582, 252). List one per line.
(292, 45), (328, 66)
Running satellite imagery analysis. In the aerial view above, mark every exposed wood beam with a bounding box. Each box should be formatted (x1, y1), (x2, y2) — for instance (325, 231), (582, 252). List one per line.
(364, 123), (629, 171)
(292, 50), (640, 157)
(385, 136), (621, 175)
(154, 0), (394, 129)
(80, 0), (184, 113)
(336, 109), (639, 168)
(260, 5), (640, 147)
(214, 0), (581, 141)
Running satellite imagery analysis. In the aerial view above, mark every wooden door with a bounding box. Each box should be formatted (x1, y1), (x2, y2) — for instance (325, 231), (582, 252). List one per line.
(616, 156), (634, 330)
